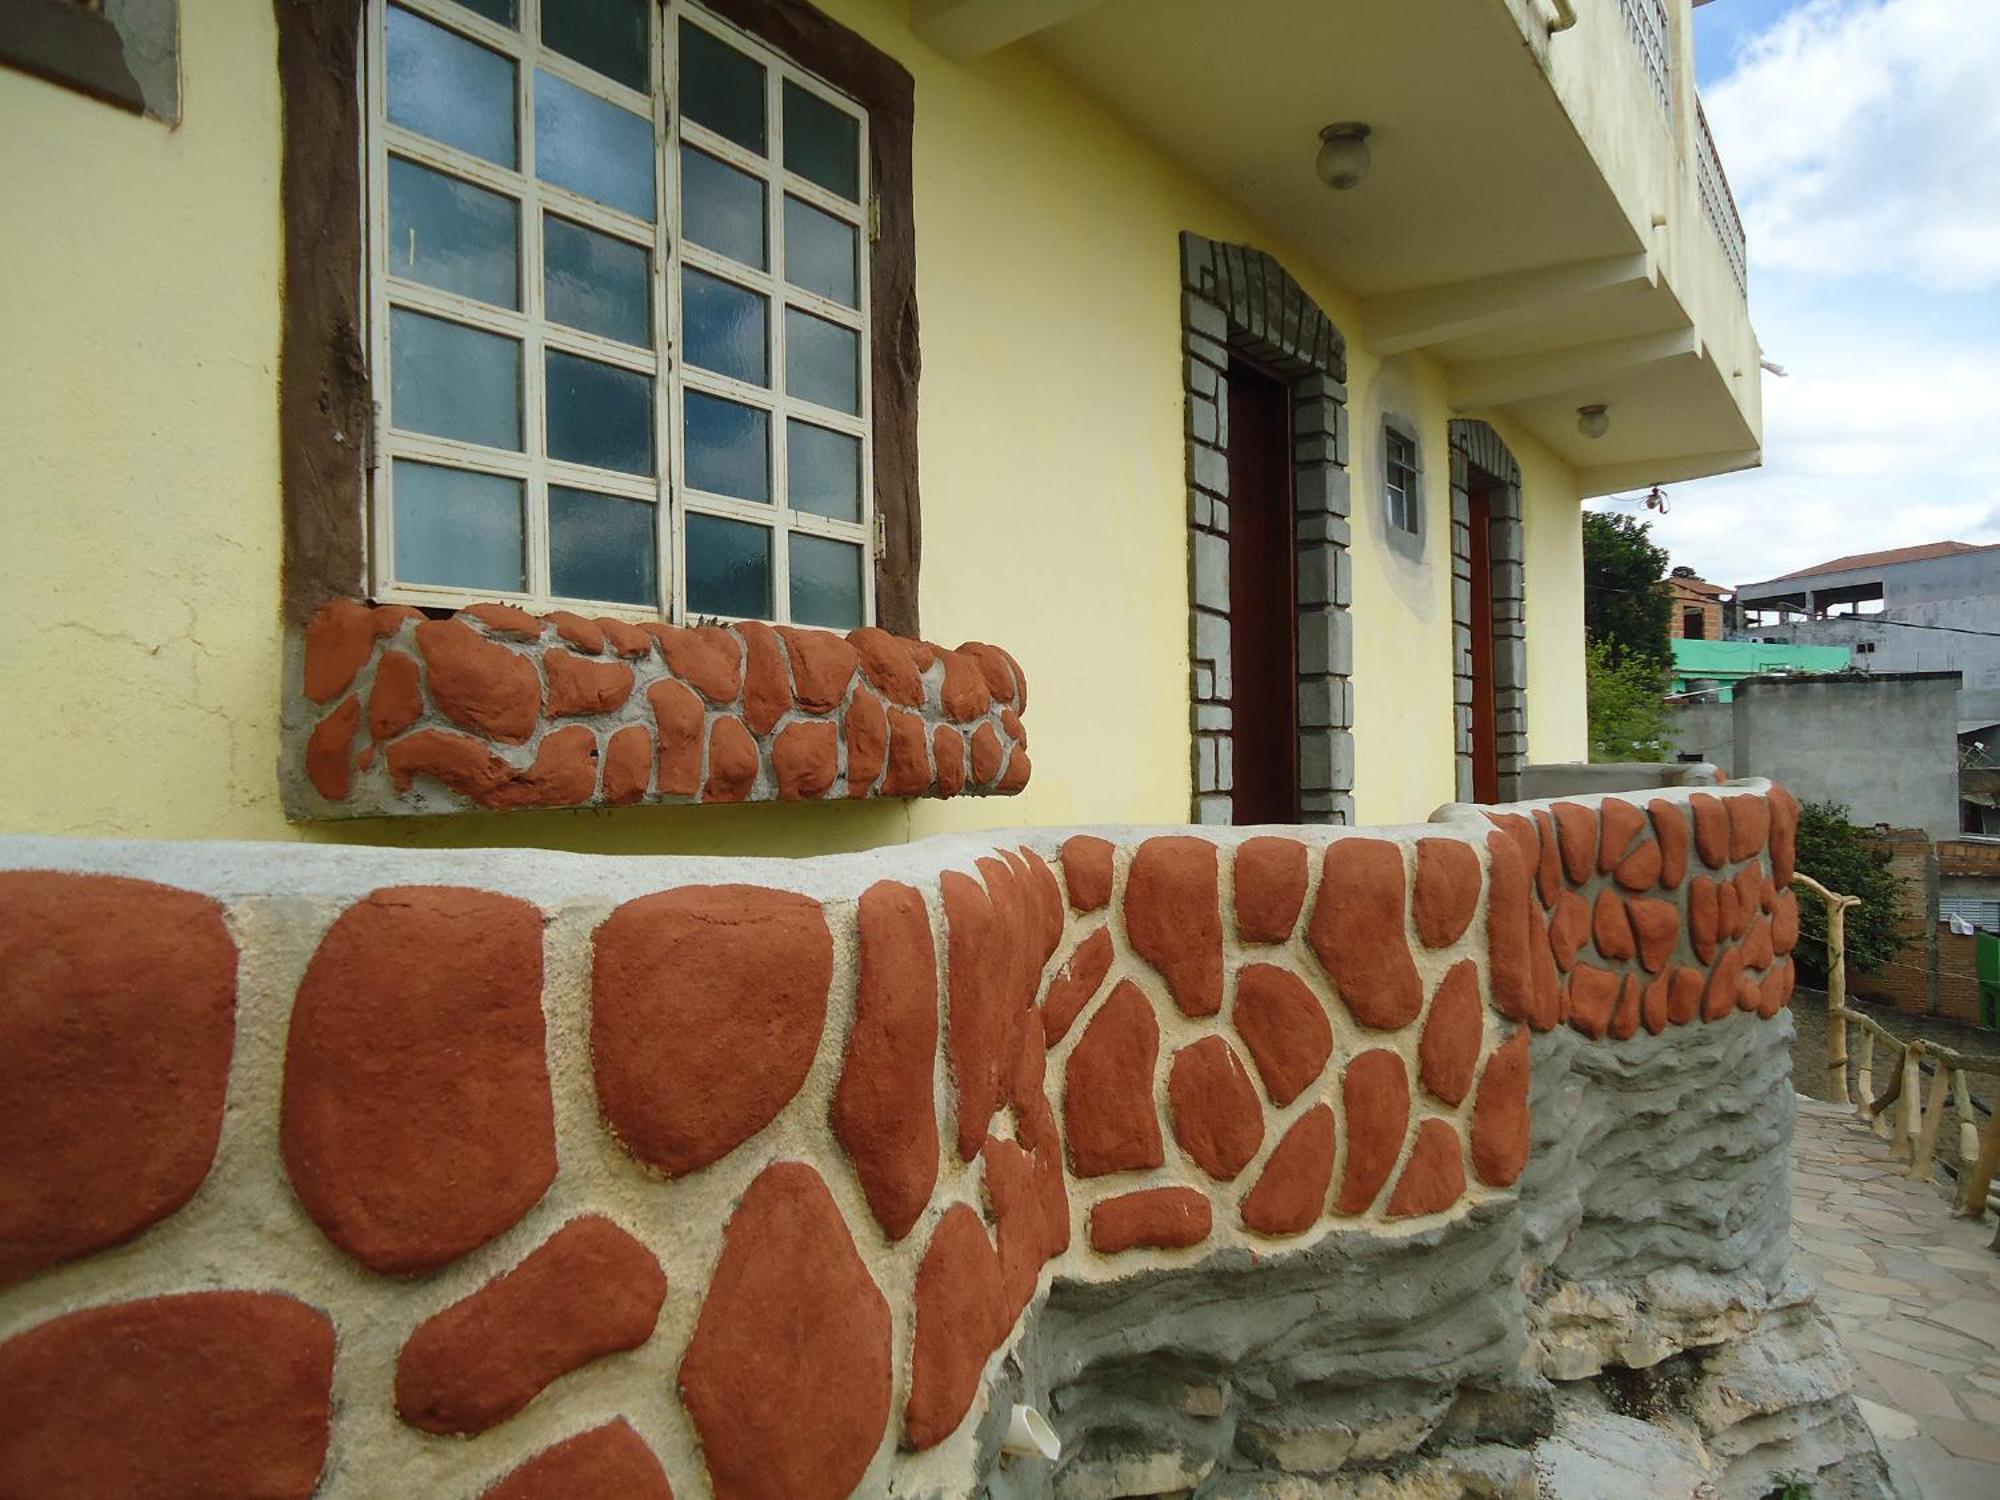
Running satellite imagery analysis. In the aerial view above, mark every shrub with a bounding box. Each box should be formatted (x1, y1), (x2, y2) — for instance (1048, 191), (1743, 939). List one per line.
(1791, 799), (1907, 982)
(1586, 640), (1673, 763)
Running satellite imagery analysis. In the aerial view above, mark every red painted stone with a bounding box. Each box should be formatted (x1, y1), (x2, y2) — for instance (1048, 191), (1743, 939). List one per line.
(831, 882), (940, 1241)
(1468, 1028), (1530, 1189)
(386, 728), (514, 801)
(981, 1135), (1050, 1318)
(777, 627), (859, 713)
(283, 888), (553, 1275)
(1597, 798), (1646, 873)
(1761, 874), (1779, 913)
(943, 870), (1012, 1162)
(648, 680), (704, 797)
(1741, 915), (1776, 972)
(1309, 838), (1423, 1030)
(1419, 960), (1482, 1107)
(704, 717), (759, 802)
(1127, 836), (1225, 1017)
(679, 1162), (891, 1500)
(1733, 864), (1763, 938)
(848, 626), (925, 706)
(1629, 897), (1681, 974)
(1239, 1104), (1335, 1236)
(1016, 847), (1066, 967)
(1609, 973), (1642, 1040)
(1062, 835), (1116, 912)
(775, 720), (839, 801)
(1533, 809), (1563, 907)
(417, 618), (542, 743)
(1592, 887), (1635, 963)
(1703, 946), (1746, 1022)
(997, 745), (1033, 792)
(1168, 1037), (1265, 1181)
(1387, 1117), (1466, 1218)
(932, 725), (967, 797)
(1769, 785), (1801, 886)
(958, 641), (1021, 707)
(1089, 1187), (1213, 1253)
(1568, 965), (1620, 1040)
(1649, 799), (1690, 890)
(481, 1421), (675, 1500)
(1668, 965), (1705, 1026)
(369, 648), (424, 742)
(547, 648), (634, 717)
(1759, 957), (1796, 1017)
(303, 597), (378, 703)
(1641, 971), (1671, 1035)
(1486, 812), (1540, 895)
(843, 689), (889, 797)
(903, 1204), (1006, 1451)
(1483, 831), (1537, 1026)
(1532, 916), (1564, 1032)
(1690, 792), (1729, 868)
(1717, 879), (1744, 946)
(594, 617), (654, 658)
(1728, 793), (1771, 863)
(463, 602), (543, 638)
(1614, 839), (1663, 892)
(736, 621), (793, 735)
(396, 1216), (666, 1435)
(650, 623), (743, 704)
(1043, 926), (1114, 1044)
(0, 873), (235, 1289)
(1235, 836), (1308, 942)
(1233, 963), (1334, 1107)
(883, 710), (932, 796)
(967, 721), (1003, 785)
(1064, 980), (1164, 1177)
(937, 648), (993, 722)
(1548, 888), (1589, 972)
(483, 724), (598, 809)
(1773, 888), (1801, 955)
(1000, 706), (1027, 746)
(1413, 838), (1481, 948)
(1690, 877), (1721, 963)
(307, 694), (361, 800)
(603, 724), (653, 805)
(1551, 802), (1598, 884)
(0, 1292), (334, 1500)
(1335, 1049), (1411, 1215)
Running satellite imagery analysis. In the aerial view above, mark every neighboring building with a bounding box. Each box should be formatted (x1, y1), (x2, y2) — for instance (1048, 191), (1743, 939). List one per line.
(1669, 637), (1852, 702)
(1851, 833), (2000, 1028)
(1667, 571), (1728, 640)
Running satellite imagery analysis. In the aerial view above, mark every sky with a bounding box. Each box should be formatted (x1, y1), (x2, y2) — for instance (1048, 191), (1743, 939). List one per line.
(1587, 0), (2000, 586)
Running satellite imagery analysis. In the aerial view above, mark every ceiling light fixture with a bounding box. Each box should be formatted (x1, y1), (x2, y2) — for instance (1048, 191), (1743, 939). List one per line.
(1316, 123), (1372, 190)
(1577, 404), (1611, 440)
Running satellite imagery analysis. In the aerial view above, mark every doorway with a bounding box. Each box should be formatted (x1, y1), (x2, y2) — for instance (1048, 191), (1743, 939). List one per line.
(1226, 358), (1299, 824)
(1466, 472), (1500, 803)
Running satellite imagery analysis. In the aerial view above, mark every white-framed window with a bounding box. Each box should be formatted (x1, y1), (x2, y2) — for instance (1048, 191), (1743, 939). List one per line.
(364, 0), (874, 628)
(1384, 424), (1420, 535)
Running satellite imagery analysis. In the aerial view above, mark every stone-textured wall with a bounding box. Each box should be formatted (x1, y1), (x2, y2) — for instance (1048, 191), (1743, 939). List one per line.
(0, 783), (1854, 1500)
(284, 598), (1031, 819)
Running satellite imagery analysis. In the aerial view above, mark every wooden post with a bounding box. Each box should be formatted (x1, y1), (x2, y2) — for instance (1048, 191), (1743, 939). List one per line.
(1958, 1102), (2000, 1221)
(1797, 874), (1859, 1105)
(1955, 1068), (1979, 1176)
(1894, 1042), (1923, 1158)
(1856, 1028), (1877, 1130)
(1913, 1051), (1949, 1179)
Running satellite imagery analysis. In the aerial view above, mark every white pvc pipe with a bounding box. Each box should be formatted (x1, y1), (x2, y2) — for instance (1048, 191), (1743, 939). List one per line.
(1547, 0), (1579, 34)
(1001, 1404), (1060, 1463)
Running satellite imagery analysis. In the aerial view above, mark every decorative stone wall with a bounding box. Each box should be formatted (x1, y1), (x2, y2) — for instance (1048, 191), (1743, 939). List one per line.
(0, 782), (1875, 1500)
(1449, 418), (1530, 803)
(284, 598), (1031, 819)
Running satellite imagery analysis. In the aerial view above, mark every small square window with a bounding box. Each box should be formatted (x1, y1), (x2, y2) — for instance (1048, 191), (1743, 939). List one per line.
(1384, 427), (1420, 535)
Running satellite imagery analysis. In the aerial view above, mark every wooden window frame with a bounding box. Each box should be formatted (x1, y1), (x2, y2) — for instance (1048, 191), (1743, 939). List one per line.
(278, 0), (920, 633)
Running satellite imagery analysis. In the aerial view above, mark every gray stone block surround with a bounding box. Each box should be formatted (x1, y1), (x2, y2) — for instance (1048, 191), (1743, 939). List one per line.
(1180, 233), (1355, 825)
(1449, 419), (1529, 803)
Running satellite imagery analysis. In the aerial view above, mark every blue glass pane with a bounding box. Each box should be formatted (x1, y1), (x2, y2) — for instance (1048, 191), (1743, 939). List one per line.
(390, 308), (521, 450)
(543, 0), (648, 92)
(535, 68), (656, 220)
(682, 146), (767, 269)
(550, 486), (656, 605)
(788, 532), (863, 629)
(783, 194), (856, 307)
(454, 0), (515, 25)
(387, 7), (517, 167)
(786, 419), (859, 521)
(681, 267), (767, 386)
(784, 307), (858, 415)
(544, 216), (650, 346)
(783, 81), (859, 201)
(684, 391), (769, 503)
(679, 20), (765, 155)
(392, 460), (523, 591)
(685, 513), (772, 619)
(388, 157), (519, 309)
(545, 350), (653, 476)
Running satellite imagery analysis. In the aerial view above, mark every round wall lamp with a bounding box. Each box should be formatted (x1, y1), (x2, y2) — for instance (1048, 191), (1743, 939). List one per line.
(1316, 123), (1372, 190)
(1576, 404), (1611, 440)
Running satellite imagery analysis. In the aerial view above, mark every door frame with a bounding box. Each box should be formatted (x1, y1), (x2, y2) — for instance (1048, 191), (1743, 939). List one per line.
(1448, 419), (1529, 803)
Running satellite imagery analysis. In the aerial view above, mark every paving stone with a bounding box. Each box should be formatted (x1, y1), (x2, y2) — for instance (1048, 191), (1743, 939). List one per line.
(1929, 1416), (2000, 1465)
(1852, 1395), (1917, 1443)
(1855, 1350), (1964, 1420)
(1822, 1267), (1921, 1298)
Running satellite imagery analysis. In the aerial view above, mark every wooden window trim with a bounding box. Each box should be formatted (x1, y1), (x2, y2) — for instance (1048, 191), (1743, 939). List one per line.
(276, 0), (921, 634)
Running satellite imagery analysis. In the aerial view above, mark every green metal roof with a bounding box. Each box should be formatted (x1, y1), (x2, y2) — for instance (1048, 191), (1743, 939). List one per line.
(1670, 638), (1853, 701)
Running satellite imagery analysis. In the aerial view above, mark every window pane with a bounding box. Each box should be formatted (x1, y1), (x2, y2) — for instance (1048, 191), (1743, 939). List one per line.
(787, 419), (859, 522)
(684, 391), (770, 502)
(682, 268), (768, 386)
(550, 485), (656, 605)
(789, 532), (863, 629)
(542, 0), (648, 92)
(783, 81), (859, 201)
(686, 513), (772, 619)
(546, 350), (654, 476)
(682, 146), (767, 270)
(535, 68), (655, 220)
(388, 158), (519, 309)
(784, 308), (859, 414)
(454, 0), (515, 25)
(387, 7), (517, 167)
(393, 460), (523, 591)
(390, 308), (521, 450)
(783, 195), (857, 307)
(679, 20), (765, 155)
(544, 216), (650, 346)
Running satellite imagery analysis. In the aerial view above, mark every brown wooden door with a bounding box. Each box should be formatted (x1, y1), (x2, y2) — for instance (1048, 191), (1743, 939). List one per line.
(1226, 359), (1299, 824)
(1467, 475), (1500, 803)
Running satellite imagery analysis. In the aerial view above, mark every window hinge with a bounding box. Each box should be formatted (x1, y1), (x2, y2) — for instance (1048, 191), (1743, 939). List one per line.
(868, 192), (882, 243)
(873, 511), (887, 560)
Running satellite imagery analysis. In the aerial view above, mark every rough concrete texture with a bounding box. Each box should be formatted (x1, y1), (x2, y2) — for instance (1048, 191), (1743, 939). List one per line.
(0, 782), (1883, 1498)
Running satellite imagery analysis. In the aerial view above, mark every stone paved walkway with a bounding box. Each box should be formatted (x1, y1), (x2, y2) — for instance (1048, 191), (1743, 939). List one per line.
(1792, 1098), (2000, 1497)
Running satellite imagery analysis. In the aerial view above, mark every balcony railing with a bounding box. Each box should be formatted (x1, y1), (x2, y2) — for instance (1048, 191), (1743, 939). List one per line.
(1695, 96), (1750, 294)
(1618, 0), (1673, 114)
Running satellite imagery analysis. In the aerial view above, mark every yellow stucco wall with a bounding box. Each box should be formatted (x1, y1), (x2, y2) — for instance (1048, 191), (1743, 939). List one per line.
(0, 0), (1587, 853)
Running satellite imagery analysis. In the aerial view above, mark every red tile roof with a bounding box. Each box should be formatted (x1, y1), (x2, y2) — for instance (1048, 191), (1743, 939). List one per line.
(1760, 540), (2000, 585)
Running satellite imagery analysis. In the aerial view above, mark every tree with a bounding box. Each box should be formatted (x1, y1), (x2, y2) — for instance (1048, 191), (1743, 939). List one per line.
(1790, 799), (1908, 984)
(1585, 640), (1673, 762)
(1583, 511), (1672, 669)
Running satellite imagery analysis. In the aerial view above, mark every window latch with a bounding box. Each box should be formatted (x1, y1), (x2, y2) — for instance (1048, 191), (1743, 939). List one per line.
(873, 511), (887, 561)
(868, 193), (882, 244)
